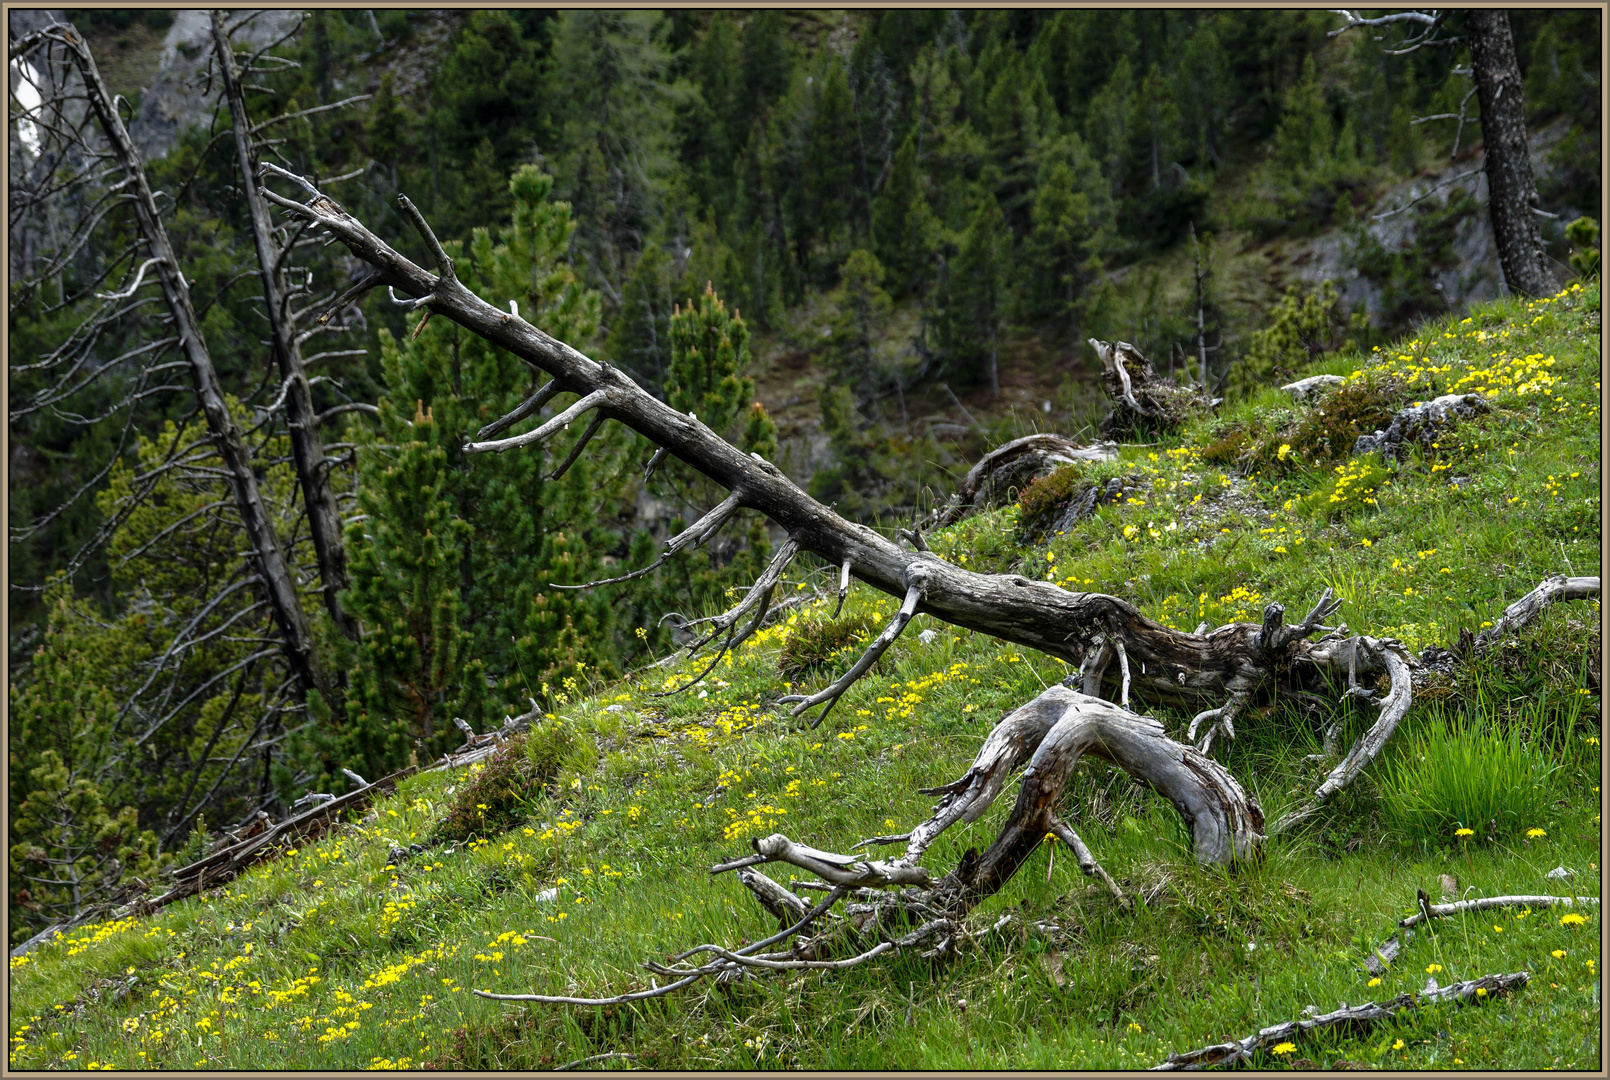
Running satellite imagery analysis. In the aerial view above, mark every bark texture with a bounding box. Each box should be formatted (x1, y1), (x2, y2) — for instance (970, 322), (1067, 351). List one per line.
(210, 11), (356, 641)
(1466, 9), (1552, 297)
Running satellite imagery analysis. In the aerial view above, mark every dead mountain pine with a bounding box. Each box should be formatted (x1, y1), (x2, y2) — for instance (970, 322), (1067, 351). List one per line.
(259, 171), (1599, 1002)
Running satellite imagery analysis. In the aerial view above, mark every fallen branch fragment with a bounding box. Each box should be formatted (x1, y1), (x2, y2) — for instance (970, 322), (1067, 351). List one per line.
(1399, 893), (1600, 930)
(1151, 972), (1530, 1070)
(1470, 575), (1601, 654)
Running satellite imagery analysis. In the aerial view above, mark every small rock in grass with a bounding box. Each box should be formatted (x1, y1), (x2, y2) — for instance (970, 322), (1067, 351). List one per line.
(1281, 374), (1346, 403)
(918, 629), (939, 645)
(535, 887), (559, 903)
(1546, 865), (1577, 880)
(604, 704), (624, 713)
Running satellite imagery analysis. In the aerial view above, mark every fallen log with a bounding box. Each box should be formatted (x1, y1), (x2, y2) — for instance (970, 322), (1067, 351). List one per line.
(1398, 892), (1600, 930)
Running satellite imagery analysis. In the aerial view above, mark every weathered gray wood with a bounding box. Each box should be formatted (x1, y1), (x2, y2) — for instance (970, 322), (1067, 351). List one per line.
(56, 23), (323, 694)
(210, 11), (356, 641)
(1152, 972), (1529, 1070)
(931, 434), (1116, 529)
(1399, 893), (1599, 930)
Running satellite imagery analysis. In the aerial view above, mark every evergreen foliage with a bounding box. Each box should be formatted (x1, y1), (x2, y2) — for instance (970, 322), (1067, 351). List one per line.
(332, 168), (620, 789)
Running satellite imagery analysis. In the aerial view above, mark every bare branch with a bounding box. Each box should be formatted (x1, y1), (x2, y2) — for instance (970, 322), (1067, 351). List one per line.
(781, 572), (926, 727)
(547, 413), (608, 481)
(555, 492), (742, 590)
(464, 390), (607, 456)
(476, 379), (563, 440)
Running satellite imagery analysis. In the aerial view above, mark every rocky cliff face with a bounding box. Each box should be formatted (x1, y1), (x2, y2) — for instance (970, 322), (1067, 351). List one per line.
(127, 9), (304, 161)
(1285, 118), (1583, 316)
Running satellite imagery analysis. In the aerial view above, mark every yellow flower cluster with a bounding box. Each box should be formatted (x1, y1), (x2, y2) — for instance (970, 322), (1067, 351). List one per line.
(723, 801), (788, 842)
(876, 661), (973, 722)
(1452, 352), (1559, 399)
(1327, 460), (1379, 507)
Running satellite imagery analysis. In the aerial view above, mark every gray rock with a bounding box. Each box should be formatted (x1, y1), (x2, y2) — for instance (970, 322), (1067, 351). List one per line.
(1545, 865), (1577, 881)
(129, 9), (305, 161)
(1353, 393), (1489, 460)
(1282, 374), (1346, 403)
(918, 629), (939, 645)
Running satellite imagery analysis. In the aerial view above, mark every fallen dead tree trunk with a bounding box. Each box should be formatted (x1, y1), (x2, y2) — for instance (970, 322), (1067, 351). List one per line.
(1152, 972), (1530, 1070)
(256, 170), (1601, 1005)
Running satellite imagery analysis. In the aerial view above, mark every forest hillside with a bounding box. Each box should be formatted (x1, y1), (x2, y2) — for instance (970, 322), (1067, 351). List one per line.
(7, 275), (1600, 1072)
(5, 9), (1604, 1070)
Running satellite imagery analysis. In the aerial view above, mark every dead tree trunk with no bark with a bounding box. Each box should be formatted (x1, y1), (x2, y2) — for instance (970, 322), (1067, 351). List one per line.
(210, 10), (359, 641)
(48, 23), (325, 696)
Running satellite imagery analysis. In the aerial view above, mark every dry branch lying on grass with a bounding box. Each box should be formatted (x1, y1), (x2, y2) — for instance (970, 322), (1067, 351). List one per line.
(1152, 972), (1530, 1070)
(1398, 892), (1601, 930)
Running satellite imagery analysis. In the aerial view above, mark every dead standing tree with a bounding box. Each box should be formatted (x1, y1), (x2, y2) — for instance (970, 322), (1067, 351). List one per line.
(8, 21), (371, 849)
(25, 21), (325, 695)
(1329, 9), (1555, 296)
(208, 9), (370, 641)
(259, 171), (1598, 1002)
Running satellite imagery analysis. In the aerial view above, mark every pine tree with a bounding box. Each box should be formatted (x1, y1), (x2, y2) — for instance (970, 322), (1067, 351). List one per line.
(1027, 133), (1110, 349)
(980, 49), (1057, 230)
(829, 249), (894, 400)
(870, 134), (941, 297)
(608, 242), (678, 395)
(9, 590), (160, 937)
(631, 285), (777, 654)
(1084, 56), (1135, 202)
(937, 186), (1012, 396)
(429, 10), (546, 233)
(546, 10), (678, 299)
(1175, 20), (1235, 169)
(803, 57), (862, 267)
(336, 168), (617, 784)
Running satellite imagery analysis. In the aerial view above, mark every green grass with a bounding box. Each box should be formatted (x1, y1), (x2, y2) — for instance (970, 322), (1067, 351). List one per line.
(8, 283), (1601, 1071)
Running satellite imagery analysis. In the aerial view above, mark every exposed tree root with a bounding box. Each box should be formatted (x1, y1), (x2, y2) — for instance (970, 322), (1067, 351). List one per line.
(1152, 972), (1529, 1070)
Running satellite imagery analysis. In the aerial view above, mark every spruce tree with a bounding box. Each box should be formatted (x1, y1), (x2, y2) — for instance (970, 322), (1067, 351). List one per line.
(870, 134), (941, 296)
(336, 167), (617, 784)
(9, 590), (160, 938)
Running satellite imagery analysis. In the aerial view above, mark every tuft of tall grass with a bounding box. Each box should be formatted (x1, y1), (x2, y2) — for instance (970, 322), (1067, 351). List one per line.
(1380, 707), (1564, 844)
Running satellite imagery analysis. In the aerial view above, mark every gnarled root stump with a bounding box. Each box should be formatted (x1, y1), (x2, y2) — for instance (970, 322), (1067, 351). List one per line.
(726, 686), (1263, 923)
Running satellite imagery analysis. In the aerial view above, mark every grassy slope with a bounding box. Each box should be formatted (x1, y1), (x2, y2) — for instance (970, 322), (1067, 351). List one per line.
(8, 284), (1601, 1071)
